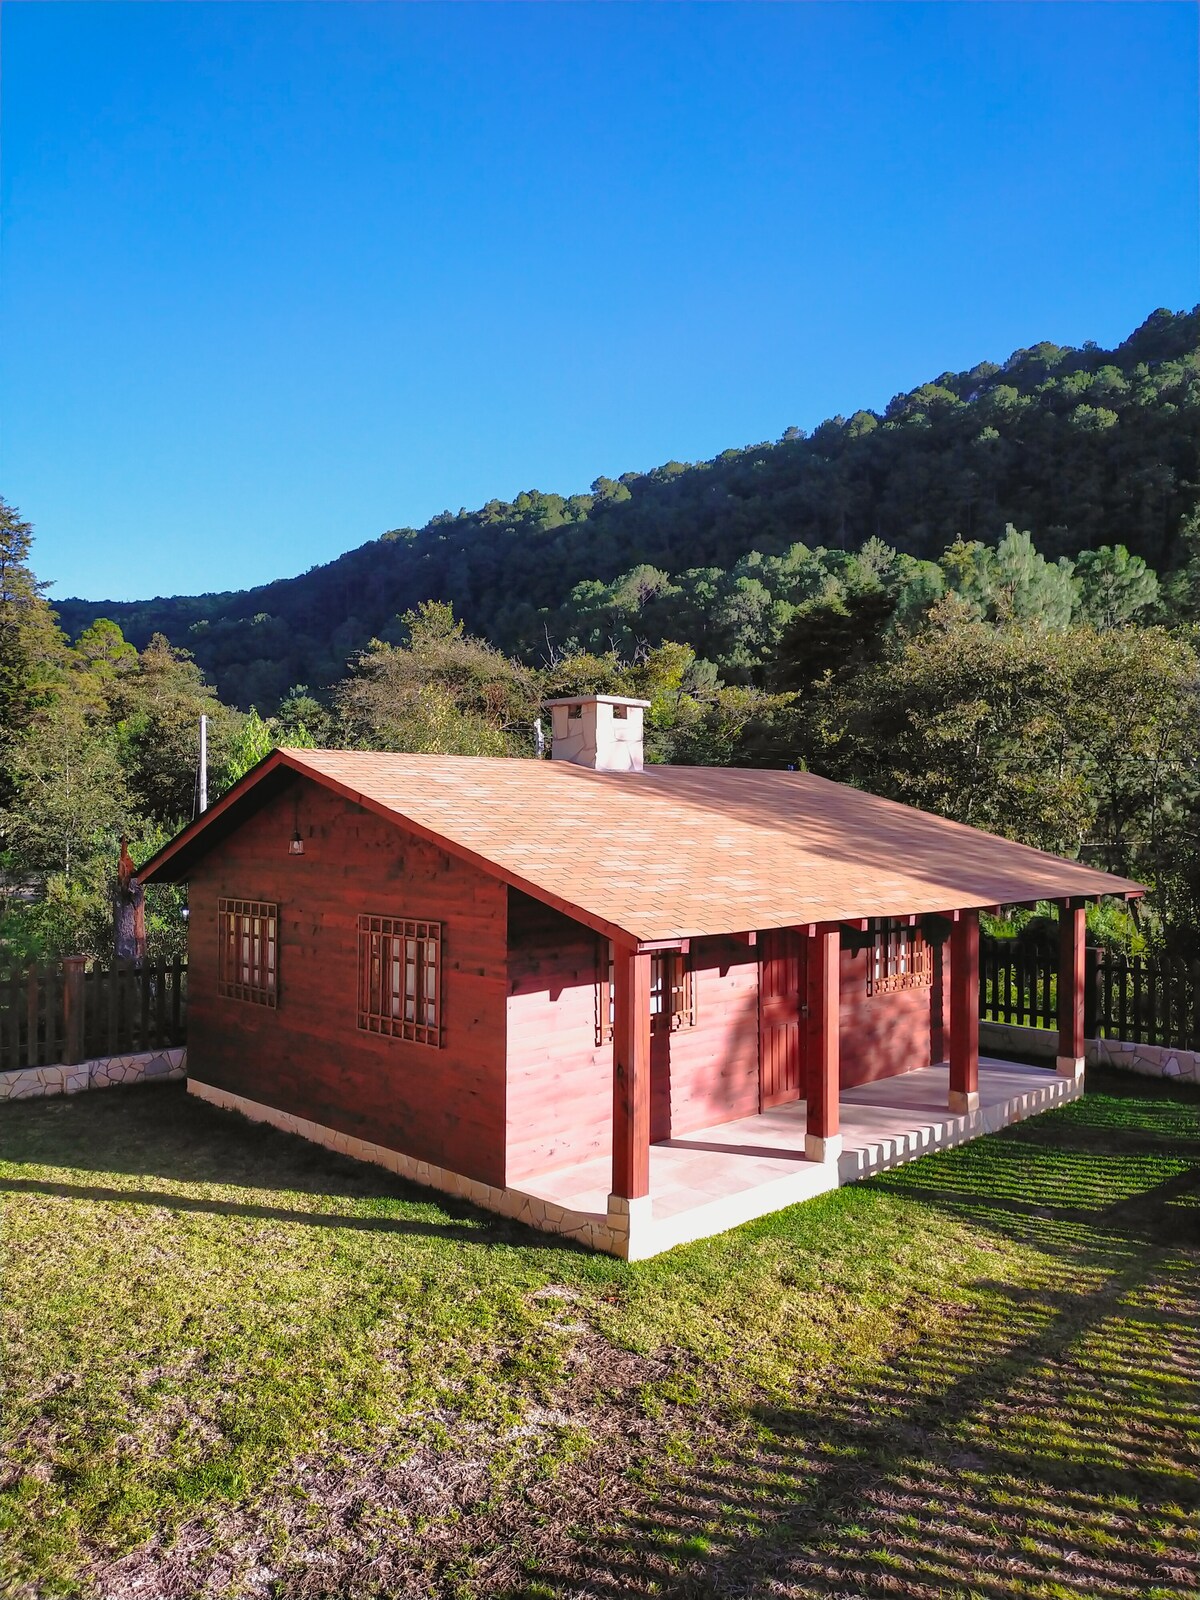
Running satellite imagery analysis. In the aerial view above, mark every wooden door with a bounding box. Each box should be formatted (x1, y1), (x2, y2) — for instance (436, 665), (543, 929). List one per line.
(760, 927), (805, 1109)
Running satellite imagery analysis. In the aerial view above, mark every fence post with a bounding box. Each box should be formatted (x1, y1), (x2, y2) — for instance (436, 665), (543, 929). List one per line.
(26, 966), (40, 1069)
(1084, 946), (1099, 1040)
(61, 957), (87, 1066)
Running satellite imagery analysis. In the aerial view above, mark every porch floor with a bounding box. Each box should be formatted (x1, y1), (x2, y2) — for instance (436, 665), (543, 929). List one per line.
(516, 1057), (1082, 1258)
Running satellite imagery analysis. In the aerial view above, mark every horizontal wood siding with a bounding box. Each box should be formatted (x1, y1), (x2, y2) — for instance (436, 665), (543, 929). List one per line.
(838, 941), (939, 1088)
(505, 895), (611, 1183)
(504, 892), (760, 1183)
(187, 777), (509, 1187)
(661, 936), (760, 1133)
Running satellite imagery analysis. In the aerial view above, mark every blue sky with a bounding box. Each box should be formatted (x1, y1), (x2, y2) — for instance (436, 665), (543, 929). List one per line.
(1, 3), (1196, 604)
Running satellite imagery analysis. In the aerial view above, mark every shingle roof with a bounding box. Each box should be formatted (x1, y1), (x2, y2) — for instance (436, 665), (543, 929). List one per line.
(140, 748), (1143, 944)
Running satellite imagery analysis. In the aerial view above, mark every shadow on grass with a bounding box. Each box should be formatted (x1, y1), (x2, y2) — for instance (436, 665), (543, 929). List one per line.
(0, 1175), (499, 1241)
(511, 1071), (1200, 1600)
(0, 1081), (583, 1253)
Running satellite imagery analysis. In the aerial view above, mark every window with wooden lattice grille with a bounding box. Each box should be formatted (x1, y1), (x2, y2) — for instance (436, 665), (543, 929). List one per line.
(597, 942), (695, 1044)
(218, 899), (278, 1006)
(867, 918), (933, 995)
(357, 915), (442, 1045)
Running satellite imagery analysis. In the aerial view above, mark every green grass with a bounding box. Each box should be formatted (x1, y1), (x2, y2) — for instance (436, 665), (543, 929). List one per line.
(2, 1070), (1197, 1598)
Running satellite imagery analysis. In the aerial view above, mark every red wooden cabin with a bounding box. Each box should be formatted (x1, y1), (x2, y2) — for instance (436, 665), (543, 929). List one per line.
(140, 696), (1140, 1258)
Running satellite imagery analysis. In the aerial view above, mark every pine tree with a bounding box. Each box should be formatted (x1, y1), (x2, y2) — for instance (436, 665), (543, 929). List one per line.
(0, 498), (67, 742)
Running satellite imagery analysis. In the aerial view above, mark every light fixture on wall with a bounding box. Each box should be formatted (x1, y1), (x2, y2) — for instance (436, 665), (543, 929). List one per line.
(289, 829), (305, 856)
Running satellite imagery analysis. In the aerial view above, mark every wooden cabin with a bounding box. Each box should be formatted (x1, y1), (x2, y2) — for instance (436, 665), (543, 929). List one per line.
(140, 696), (1141, 1258)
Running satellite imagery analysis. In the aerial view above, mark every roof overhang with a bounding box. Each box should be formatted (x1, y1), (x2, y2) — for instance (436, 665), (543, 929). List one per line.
(139, 749), (1145, 950)
(137, 749), (645, 947)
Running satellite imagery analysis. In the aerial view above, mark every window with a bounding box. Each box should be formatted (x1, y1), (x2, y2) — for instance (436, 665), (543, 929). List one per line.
(868, 919), (933, 995)
(358, 915), (442, 1046)
(218, 899), (278, 1006)
(597, 942), (695, 1043)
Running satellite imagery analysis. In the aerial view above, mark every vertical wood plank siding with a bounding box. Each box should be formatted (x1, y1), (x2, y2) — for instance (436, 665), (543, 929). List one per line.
(186, 777), (509, 1188)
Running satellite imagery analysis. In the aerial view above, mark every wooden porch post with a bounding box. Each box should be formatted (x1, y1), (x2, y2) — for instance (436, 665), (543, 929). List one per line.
(804, 923), (841, 1163)
(949, 910), (979, 1113)
(610, 942), (652, 1212)
(1057, 900), (1087, 1082)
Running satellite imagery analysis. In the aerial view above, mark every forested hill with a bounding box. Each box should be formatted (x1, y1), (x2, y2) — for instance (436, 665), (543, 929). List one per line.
(56, 305), (1200, 709)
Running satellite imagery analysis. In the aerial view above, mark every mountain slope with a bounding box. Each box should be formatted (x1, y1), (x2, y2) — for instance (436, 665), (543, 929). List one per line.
(55, 306), (1200, 708)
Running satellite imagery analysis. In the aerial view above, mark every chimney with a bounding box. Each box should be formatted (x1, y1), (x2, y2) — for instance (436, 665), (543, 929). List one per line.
(543, 695), (651, 773)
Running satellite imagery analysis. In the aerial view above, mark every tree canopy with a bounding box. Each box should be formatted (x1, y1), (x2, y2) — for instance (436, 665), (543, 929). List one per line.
(54, 306), (1200, 710)
(7, 303), (1200, 961)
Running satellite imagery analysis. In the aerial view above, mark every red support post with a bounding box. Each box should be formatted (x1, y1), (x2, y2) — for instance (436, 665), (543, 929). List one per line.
(1057, 901), (1087, 1081)
(804, 923), (841, 1163)
(610, 944), (652, 1206)
(949, 910), (980, 1113)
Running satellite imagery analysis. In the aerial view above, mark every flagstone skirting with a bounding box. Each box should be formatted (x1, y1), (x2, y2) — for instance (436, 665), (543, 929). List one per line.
(979, 1020), (1199, 1083)
(186, 1079), (631, 1257)
(0, 1048), (187, 1102)
(188, 1062), (1082, 1261)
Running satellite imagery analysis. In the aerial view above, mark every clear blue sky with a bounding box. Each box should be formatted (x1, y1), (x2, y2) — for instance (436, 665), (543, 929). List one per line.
(1, 2), (1196, 604)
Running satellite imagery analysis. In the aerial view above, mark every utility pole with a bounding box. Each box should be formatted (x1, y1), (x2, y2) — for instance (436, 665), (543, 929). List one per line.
(199, 714), (209, 815)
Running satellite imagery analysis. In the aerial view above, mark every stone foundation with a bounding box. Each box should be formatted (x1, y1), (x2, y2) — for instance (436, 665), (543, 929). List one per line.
(0, 1047), (187, 1102)
(189, 1064), (1083, 1262)
(980, 1020), (1200, 1084)
(1089, 1036), (1199, 1083)
(978, 1020), (1058, 1061)
(187, 1079), (631, 1257)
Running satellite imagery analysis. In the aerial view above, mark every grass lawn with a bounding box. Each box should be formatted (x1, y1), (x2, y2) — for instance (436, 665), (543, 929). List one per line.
(2, 1070), (1197, 1599)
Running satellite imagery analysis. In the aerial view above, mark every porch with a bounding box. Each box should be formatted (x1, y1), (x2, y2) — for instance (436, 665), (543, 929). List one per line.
(515, 1056), (1082, 1260)
(537, 905), (1089, 1258)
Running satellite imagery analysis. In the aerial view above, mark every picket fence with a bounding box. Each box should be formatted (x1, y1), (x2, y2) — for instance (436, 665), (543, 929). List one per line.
(980, 934), (1200, 1052)
(0, 958), (188, 1073)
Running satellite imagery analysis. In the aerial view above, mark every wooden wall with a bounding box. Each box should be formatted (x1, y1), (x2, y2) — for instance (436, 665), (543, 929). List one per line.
(660, 936), (760, 1133)
(504, 891), (760, 1183)
(187, 776), (960, 1193)
(837, 938), (946, 1088)
(187, 776), (510, 1187)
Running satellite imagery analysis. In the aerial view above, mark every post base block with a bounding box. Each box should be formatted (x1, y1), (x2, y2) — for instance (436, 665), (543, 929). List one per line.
(607, 1193), (653, 1226)
(1056, 1055), (1086, 1082)
(948, 1089), (980, 1114)
(805, 1132), (843, 1164)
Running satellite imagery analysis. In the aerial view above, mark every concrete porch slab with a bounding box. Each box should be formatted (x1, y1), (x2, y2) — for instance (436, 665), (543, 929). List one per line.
(515, 1058), (1082, 1259)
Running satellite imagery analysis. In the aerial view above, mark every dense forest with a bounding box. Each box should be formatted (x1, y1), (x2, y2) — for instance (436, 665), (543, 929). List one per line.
(55, 306), (1200, 709)
(5, 304), (1200, 965)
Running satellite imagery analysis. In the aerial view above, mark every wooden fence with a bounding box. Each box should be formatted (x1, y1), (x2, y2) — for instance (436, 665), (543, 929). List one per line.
(1090, 948), (1200, 1051)
(0, 958), (188, 1073)
(980, 934), (1200, 1051)
(980, 936), (1059, 1030)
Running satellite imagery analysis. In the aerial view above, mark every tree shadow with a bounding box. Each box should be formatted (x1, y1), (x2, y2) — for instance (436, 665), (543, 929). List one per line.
(509, 1075), (1200, 1598)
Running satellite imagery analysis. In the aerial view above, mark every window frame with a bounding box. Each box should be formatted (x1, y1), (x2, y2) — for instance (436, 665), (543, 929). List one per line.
(597, 941), (695, 1044)
(867, 918), (933, 996)
(217, 897), (278, 1007)
(357, 914), (443, 1047)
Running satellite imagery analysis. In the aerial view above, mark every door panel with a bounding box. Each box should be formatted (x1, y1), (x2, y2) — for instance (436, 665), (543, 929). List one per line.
(760, 928), (805, 1109)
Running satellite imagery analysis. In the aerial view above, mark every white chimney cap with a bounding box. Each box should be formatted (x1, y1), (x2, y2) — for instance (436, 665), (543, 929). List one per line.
(541, 694), (651, 709)
(544, 695), (650, 772)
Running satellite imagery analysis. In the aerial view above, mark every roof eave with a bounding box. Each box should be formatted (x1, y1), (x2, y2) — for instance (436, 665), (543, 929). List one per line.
(137, 747), (644, 948)
(138, 748), (295, 884)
